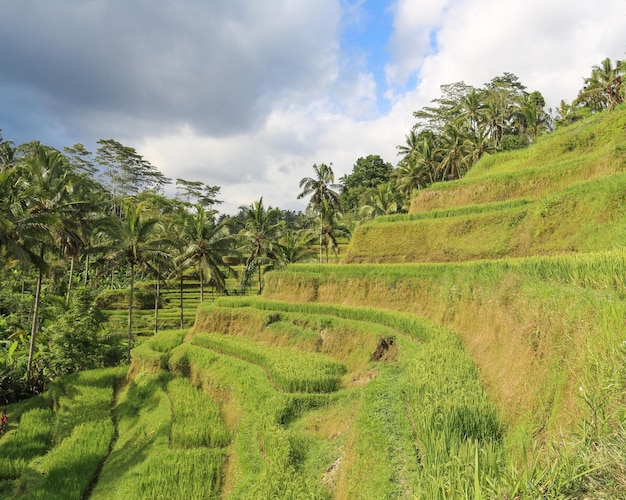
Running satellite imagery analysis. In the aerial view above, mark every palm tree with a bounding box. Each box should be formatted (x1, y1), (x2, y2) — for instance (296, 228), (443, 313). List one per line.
(315, 199), (350, 263)
(177, 205), (235, 302)
(515, 91), (552, 142)
(396, 129), (421, 164)
(0, 138), (17, 170)
(393, 161), (431, 205)
(298, 163), (343, 262)
(395, 130), (437, 198)
(360, 184), (400, 218)
(0, 165), (30, 263)
(238, 198), (281, 293)
(56, 175), (108, 306)
(464, 128), (493, 165)
(578, 57), (624, 111)
(98, 202), (169, 363)
(19, 145), (78, 383)
(458, 88), (487, 133)
(297, 163), (342, 209)
(436, 125), (471, 180)
(278, 227), (317, 264)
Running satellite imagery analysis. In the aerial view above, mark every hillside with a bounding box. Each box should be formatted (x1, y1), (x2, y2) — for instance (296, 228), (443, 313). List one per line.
(2, 108), (626, 499)
(345, 106), (626, 263)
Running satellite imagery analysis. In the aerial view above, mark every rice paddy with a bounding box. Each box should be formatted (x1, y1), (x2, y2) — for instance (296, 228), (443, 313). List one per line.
(2, 108), (626, 498)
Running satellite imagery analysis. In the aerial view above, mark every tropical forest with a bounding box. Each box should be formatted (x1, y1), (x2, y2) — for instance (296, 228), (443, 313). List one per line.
(1, 56), (626, 498)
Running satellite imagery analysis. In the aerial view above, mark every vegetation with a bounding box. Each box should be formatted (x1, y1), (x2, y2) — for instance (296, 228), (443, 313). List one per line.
(1, 55), (626, 498)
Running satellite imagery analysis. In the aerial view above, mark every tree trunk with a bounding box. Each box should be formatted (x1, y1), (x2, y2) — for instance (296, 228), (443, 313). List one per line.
(27, 251), (44, 385)
(179, 272), (184, 329)
(84, 254), (89, 286)
(199, 268), (204, 303)
(319, 220), (323, 264)
(127, 263), (135, 364)
(257, 263), (262, 294)
(154, 273), (160, 335)
(66, 254), (76, 307)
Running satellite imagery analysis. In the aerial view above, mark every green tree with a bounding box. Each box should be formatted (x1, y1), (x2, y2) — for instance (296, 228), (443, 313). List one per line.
(314, 199), (350, 263)
(458, 87), (487, 134)
(482, 73), (527, 149)
(0, 135), (17, 170)
(45, 287), (121, 377)
(98, 202), (169, 362)
(395, 130), (437, 199)
(96, 139), (171, 209)
(297, 163), (342, 210)
(576, 57), (625, 111)
(278, 227), (316, 264)
(360, 184), (400, 219)
(175, 178), (222, 208)
(436, 124), (471, 180)
(340, 155), (393, 212)
(19, 145), (79, 385)
(298, 163), (343, 262)
(238, 198), (281, 293)
(63, 143), (97, 175)
(177, 205), (235, 301)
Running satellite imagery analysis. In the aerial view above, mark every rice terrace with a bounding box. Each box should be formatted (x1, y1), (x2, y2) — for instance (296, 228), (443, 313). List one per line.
(2, 62), (626, 498)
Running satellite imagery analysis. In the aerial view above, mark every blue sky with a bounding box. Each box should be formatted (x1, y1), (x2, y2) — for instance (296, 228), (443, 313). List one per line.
(1, 0), (625, 214)
(340, 0), (396, 113)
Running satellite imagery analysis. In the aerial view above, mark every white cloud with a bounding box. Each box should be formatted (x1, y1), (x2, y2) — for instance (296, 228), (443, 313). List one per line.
(386, 0), (451, 87)
(2, 0), (625, 217)
(400, 0), (626, 107)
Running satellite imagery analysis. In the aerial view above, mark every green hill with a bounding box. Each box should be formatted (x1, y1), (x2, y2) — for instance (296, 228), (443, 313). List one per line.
(345, 106), (626, 263)
(3, 108), (626, 499)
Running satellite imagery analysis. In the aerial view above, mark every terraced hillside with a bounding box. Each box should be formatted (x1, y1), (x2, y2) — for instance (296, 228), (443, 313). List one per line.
(345, 107), (626, 263)
(2, 108), (626, 499)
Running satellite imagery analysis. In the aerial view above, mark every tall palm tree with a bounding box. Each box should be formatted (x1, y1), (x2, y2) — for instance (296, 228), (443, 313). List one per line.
(464, 128), (493, 165)
(315, 199), (350, 263)
(297, 163), (342, 209)
(238, 198), (281, 293)
(393, 161), (432, 205)
(56, 175), (108, 305)
(515, 91), (552, 142)
(458, 88), (487, 133)
(298, 163), (343, 262)
(177, 205), (235, 302)
(98, 202), (169, 363)
(19, 145), (78, 383)
(396, 129), (421, 165)
(579, 57), (624, 111)
(0, 166), (30, 263)
(395, 130), (437, 198)
(0, 138), (17, 170)
(436, 125), (471, 181)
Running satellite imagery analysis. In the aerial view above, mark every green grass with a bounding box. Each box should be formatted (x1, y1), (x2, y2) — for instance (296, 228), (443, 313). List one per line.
(5, 367), (124, 499)
(6, 108), (626, 498)
(167, 377), (229, 448)
(346, 106), (626, 263)
(191, 332), (346, 393)
(0, 407), (54, 481)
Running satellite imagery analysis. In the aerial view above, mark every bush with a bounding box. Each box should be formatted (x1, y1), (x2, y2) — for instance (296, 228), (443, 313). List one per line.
(44, 288), (124, 377)
(95, 289), (161, 310)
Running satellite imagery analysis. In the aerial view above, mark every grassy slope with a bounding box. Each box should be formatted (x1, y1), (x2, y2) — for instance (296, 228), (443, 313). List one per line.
(3, 108), (626, 499)
(345, 105), (626, 263)
(263, 253), (626, 439)
(261, 107), (626, 495)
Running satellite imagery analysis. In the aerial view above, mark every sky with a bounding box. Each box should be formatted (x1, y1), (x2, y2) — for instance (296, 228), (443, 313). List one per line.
(1, 0), (625, 214)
